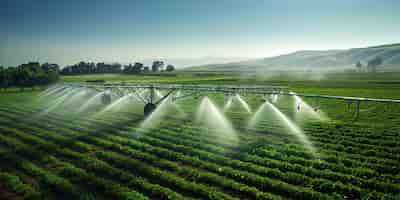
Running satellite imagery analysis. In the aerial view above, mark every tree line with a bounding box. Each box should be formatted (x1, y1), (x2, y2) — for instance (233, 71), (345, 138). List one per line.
(0, 60), (175, 88)
(0, 62), (59, 89)
(60, 60), (175, 75)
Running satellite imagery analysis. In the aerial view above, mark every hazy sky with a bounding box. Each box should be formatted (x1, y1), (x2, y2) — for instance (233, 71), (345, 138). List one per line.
(1, 0), (400, 67)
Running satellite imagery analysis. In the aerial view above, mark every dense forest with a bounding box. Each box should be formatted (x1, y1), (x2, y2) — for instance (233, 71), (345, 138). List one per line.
(0, 62), (59, 89)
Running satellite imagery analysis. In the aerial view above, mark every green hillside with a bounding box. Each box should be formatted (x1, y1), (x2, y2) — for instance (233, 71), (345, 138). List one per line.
(187, 43), (400, 72)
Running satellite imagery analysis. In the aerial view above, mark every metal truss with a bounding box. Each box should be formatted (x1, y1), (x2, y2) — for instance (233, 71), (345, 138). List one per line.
(65, 83), (400, 118)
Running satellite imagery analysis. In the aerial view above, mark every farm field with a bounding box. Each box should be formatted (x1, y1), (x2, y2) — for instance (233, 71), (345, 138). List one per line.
(0, 73), (400, 200)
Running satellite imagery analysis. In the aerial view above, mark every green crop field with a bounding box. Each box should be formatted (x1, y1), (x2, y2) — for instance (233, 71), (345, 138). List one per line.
(0, 72), (400, 200)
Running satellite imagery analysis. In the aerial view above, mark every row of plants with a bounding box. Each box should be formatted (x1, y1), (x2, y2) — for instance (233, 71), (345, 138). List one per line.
(7, 112), (283, 200)
(304, 124), (400, 148)
(0, 109), (279, 200)
(141, 126), (400, 192)
(0, 104), (400, 199)
(145, 119), (399, 182)
(0, 116), (245, 200)
(0, 126), (150, 200)
(0, 106), (396, 197)
(0, 107), (332, 199)
(1, 104), (398, 188)
(0, 144), (83, 199)
(0, 170), (41, 200)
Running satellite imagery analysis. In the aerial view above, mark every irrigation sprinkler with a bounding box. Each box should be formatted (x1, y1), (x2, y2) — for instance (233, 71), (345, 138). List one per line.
(144, 89), (176, 116)
(62, 83), (400, 119)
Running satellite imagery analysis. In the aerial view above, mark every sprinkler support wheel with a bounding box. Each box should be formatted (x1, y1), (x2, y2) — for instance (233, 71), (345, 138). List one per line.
(144, 103), (157, 116)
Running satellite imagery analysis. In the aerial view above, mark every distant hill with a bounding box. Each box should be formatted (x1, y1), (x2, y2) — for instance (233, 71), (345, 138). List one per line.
(185, 43), (400, 72)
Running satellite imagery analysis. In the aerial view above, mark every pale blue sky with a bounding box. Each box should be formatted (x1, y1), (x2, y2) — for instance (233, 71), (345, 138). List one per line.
(1, 0), (400, 66)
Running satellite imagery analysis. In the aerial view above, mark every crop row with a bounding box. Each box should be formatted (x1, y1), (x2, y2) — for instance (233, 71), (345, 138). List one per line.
(0, 105), (396, 185)
(0, 120), (261, 200)
(144, 119), (399, 179)
(0, 110), (336, 199)
(0, 114), (279, 200)
(0, 105), (398, 198)
(0, 130), (150, 200)
(0, 115), (362, 200)
(0, 126), (234, 200)
(0, 171), (41, 200)
(0, 111), (304, 200)
(0, 106), (396, 191)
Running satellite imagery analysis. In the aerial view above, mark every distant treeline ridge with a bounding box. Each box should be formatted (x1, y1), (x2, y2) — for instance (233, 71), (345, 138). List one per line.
(0, 60), (175, 88)
(60, 60), (174, 75)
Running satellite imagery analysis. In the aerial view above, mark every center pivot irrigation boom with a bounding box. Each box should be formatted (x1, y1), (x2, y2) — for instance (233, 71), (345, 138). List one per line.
(66, 83), (400, 118)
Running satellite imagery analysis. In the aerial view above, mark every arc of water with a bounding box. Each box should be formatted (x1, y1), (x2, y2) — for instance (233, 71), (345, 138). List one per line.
(38, 88), (77, 115)
(293, 94), (328, 120)
(44, 86), (73, 99)
(155, 89), (163, 99)
(41, 85), (64, 97)
(157, 89), (185, 116)
(247, 99), (317, 156)
(99, 94), (133, 114)
(175, 90), (181, 98)
(223, 96), (233, 112)
(270, 94), (279, 103)
(137, 96), (171, 133)
(65, 88), (88, 104)
(77, 92), (104, 113)
(248, 101), (268, 128)
(235, 94), (252, 113)
(265, 101), (317, 155)
(196, 97), (238, 142)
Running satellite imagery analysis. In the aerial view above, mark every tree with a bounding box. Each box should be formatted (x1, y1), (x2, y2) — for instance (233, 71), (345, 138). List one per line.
(45, 68), (59, 83)
(111, 63), (122, 73)
(355, 61), (362, 71)
(151, 61), (164, 72)
(61, 62), (123, 75)
(0, 62), (60, 88)
(166, 65), (175, 72)
(42, 63), (60, 72)
(123, 62), (144, 74)
(367, 57), (383, 73)
(132, 62), (144, 73)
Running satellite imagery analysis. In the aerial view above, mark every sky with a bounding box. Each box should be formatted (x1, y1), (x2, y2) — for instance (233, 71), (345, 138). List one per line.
(1, 0), (400, 67)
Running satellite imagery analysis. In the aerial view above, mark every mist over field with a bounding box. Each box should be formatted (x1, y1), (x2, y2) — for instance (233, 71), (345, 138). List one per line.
(186, 43), (400, 72)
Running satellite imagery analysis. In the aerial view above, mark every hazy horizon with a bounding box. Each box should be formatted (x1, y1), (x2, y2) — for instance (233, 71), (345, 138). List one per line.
(1, 0), (400, 67)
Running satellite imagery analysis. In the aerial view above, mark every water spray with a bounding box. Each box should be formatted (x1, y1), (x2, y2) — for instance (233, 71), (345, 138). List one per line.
(292, 93), (328, 121)
(235, 94), (252, 113)
(265, 101), (317, 155)
(196, 97), (238, 142)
